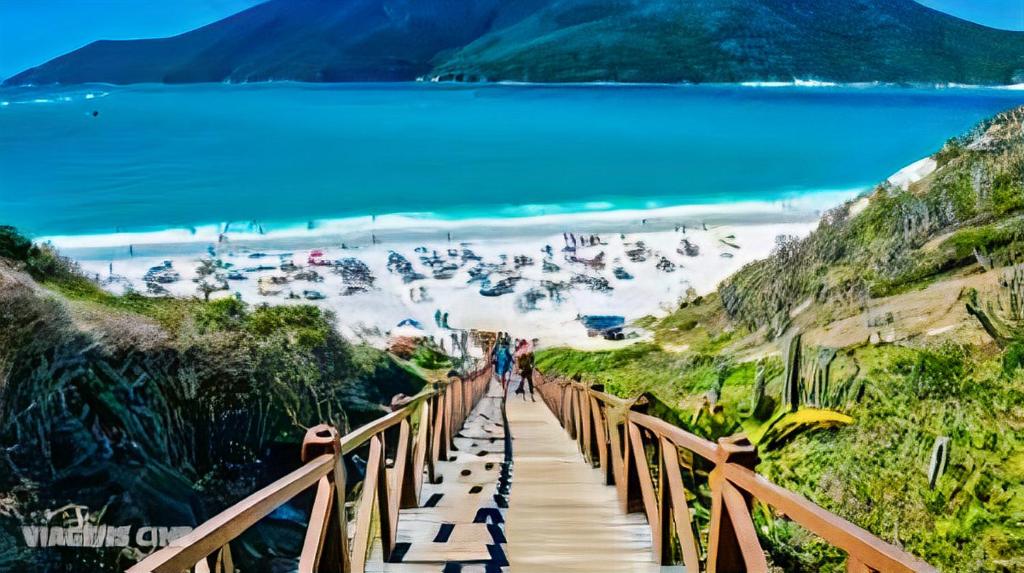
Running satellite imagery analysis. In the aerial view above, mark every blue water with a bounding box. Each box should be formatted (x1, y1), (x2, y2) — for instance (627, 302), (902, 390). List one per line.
(1, 82), (1022, 238)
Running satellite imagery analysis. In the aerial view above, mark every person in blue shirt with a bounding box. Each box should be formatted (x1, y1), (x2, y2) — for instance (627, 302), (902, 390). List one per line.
(493, 333), (514, 395)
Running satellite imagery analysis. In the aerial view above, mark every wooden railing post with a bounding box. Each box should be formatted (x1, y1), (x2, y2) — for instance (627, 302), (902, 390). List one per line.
(435, 386), (449, 462)
(412, 399), (432, 498)
(608, 415), (629, 512)
(298, 424), (349, 573)
(561, 383), (573, 432)
(442, 383), (453, 454)
(214, 543), (234, 573)
(351, 434), (387, 571)
(660, 436), (701, 571)
(393, 418), (418, 511)
(627, 420), (662, 558)
(591, 397), (611, 482)
(708, 435), (767, 573)
(581, 388), (594, 464)
(572, 387), (584, 445)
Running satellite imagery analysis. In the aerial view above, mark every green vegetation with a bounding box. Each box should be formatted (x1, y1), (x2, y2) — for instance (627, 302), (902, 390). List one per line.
(538, 107), (1024, 571)
(0, 228), (427, 572)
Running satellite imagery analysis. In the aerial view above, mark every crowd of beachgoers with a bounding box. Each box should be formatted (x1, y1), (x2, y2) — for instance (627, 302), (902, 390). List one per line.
(71, 215), (821, 349)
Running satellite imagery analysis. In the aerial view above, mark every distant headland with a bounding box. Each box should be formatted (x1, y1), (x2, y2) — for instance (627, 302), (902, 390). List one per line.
(5, 0), (1024, 87)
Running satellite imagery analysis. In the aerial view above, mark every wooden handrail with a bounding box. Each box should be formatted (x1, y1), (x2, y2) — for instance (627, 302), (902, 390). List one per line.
(125, 454), (335, 573)
(535, 372), (936, 573)
(126, 364), (493, 573)
(629, 410), (718, 462)
(723, 463), (934, 573)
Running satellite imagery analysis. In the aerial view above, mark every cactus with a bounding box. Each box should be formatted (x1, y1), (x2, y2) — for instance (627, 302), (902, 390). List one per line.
(783, 332), (802, 412)
(965, 262), (1024, 348)
(928, 436), (951, 490)
(808, 347), (838, 408)
(781, 333), (849, 411)
(750, 359), (766, 415)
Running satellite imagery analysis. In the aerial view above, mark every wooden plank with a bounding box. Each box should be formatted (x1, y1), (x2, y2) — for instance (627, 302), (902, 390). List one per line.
(399, 542), (492, 563)
(723, 463), (935, 573)
(660, 437), (701, 572)
(298, 477), (333, 573)
(126, 454), (334, 573)
(505, 395), (663, 573)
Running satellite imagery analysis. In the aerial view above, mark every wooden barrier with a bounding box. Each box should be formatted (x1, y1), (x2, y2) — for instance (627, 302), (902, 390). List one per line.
(534, 373), (937, 573)
(126, 365), (493, 573)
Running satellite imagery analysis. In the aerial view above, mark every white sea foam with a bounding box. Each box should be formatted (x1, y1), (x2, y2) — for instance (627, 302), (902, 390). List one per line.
(739, 79), (842, 88)
(41, 189), (863, 251)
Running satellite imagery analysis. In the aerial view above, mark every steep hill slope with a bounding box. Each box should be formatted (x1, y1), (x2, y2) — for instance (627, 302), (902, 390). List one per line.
(536, 106), (1024, 571)
(432, 0), (1024, 84)
(0, 240), (429, 572)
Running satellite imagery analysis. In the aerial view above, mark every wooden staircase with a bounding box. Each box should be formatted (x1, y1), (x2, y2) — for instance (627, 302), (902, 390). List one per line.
(125, 365), (936, 573)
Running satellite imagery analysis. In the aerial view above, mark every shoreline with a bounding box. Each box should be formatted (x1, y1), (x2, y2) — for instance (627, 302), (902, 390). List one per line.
(6, 79), (1024, 91)
(48, 189), (859, 256)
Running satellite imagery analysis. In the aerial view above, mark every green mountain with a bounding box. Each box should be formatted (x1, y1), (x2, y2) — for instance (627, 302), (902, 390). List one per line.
(6, 0), (1024, 86)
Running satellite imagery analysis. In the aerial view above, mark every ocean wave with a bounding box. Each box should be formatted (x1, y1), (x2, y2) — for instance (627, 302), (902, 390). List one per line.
(39, 188), (865, 251)
(739, 79), (854, 88)
(0, 89), (110, 105)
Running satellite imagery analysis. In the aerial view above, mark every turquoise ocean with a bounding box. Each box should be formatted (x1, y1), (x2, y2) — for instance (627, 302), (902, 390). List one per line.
(1, 82), (1023, 242)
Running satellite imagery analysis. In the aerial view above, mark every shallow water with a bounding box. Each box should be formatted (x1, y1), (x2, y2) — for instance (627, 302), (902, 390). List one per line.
(1, 82), (1022, 238)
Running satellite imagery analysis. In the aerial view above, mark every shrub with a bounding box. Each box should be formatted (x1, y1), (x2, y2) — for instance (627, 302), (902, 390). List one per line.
(0, 226), (31, 261)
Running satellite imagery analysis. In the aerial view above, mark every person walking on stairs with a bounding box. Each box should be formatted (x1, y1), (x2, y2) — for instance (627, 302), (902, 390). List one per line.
(493, 333), (514, 396)
(514, 338), (536, 401)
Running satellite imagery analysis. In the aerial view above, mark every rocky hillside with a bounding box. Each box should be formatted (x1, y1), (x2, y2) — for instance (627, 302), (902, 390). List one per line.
(0, 236), (428, 572)
(6, 0), (1024, 86)
(536, 106), (1024, 571)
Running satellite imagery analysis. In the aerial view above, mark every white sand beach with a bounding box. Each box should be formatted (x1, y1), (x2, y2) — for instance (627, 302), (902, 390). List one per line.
(60, 195), (851, 350)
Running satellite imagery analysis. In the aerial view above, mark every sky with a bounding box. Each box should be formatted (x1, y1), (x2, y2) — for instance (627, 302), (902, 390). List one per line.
(0, 0), (1022, 79)
(0, 0), (263, 78)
